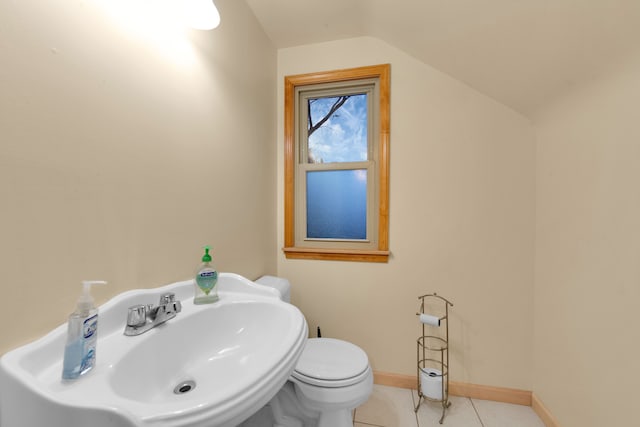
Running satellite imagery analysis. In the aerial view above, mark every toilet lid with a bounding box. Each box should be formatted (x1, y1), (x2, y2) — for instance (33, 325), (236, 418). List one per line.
(292, 338), (369, 387)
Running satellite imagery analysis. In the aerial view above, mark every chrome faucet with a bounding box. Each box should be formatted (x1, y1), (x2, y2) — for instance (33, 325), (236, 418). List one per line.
(124, 293), (182, 336)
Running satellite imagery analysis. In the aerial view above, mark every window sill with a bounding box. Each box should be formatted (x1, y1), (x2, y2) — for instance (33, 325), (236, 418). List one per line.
(283, 247), (390, 263)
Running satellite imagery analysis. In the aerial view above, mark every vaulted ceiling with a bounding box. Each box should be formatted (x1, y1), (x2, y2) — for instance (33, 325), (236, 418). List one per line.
(245, 0), (640, 117)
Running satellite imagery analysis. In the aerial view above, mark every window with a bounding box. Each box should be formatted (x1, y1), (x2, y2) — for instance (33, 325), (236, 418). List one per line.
(283, 64), (390, 262)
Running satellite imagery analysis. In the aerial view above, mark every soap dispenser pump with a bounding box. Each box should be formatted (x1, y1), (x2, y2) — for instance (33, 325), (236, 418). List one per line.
(194, 245), (219, 304)
(61, 280), (107, 381)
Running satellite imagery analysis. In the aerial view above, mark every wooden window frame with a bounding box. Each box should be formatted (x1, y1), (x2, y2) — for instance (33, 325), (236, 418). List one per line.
(283, 64), (390, 263)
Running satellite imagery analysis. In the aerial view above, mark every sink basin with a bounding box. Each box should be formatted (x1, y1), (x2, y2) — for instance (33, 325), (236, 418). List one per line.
(0, 273), (308, 427)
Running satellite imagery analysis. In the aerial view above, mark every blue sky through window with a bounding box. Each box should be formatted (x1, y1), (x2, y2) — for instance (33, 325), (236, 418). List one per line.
(305, 94), (369, 240)
(307, 94), (368, 163)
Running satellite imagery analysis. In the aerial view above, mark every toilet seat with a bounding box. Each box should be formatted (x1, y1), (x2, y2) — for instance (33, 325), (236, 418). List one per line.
(292, 338), (370, 388)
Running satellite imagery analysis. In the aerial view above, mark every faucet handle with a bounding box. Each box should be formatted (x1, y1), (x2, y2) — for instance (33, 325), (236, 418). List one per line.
(158, 293), (182, 315)
(172, 300), (182, 313)
(158, 293), (176, 305)
(126, 305), (147, 327)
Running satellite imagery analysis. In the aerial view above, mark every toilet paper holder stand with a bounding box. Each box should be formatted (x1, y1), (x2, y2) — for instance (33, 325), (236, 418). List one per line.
(415, 293), (454, 424)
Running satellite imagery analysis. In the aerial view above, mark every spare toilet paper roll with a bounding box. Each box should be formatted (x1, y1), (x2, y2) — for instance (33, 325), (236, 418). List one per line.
(419, 313), (441, 326)
(420, 368), (444, 400)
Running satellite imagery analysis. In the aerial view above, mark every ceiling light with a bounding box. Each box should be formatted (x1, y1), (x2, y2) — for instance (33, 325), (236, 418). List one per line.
(184, 0), (220, 30)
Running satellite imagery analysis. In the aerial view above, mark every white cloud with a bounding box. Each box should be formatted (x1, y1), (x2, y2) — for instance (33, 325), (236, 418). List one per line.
(308, 94), (368, 163)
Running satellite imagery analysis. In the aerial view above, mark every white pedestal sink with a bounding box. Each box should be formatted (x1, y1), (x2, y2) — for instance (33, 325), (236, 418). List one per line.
(0, 273), (308, 427)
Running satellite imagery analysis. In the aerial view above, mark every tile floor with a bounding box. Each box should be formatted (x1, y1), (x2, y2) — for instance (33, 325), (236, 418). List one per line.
(354, 385), (546, 427)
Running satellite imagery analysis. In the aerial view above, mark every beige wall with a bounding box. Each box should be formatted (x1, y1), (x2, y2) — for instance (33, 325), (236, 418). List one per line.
(533, 53), (640, 426)
(277, 37), (537, 390)
(8, 4), (635, 423)
(0, 0), (277, 354)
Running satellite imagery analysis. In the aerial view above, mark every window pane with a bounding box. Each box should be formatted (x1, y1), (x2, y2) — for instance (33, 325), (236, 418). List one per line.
(306, 170), (367, 240)
(307, 94), (368, 163)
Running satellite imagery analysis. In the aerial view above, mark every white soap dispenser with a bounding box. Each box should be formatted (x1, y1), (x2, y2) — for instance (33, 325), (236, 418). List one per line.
(61, 280), (107, 381)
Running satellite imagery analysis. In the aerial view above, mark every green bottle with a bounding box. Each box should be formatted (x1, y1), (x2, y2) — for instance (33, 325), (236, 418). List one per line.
(194, 246), (219, 304)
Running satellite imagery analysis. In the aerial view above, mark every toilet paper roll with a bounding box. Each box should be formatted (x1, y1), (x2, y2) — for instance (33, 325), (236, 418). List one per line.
(419, 313), (441, 327)
(420, 368), (444, 400)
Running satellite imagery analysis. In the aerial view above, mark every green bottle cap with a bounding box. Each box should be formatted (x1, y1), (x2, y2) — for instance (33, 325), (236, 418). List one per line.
(202, 245), (212, 262)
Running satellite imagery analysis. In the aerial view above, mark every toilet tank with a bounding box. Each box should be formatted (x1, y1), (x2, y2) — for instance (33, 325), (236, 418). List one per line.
(254, 275), (291, 303)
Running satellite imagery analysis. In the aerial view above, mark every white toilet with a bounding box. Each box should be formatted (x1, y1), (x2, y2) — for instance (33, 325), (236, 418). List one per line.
(253, 276), (373, 427)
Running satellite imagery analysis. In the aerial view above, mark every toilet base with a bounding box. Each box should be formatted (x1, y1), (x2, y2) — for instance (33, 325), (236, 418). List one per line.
(316, 409), (353, 427)
(239, 370), (372, 427)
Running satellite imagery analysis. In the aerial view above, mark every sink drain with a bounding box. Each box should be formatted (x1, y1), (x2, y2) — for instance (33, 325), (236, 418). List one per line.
(174, 380), (196, 395)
